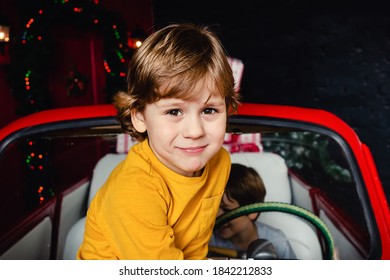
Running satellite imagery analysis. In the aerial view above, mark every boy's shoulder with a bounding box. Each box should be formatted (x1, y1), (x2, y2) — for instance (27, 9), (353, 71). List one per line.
(214, 147), (231, 160)
(211, 147), (231, 166)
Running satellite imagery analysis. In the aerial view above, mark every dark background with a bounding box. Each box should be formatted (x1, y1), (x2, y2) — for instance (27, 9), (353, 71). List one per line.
(152, 0), (390, 201)
(0, 0), (154, 124)
(0, 0), (388, 201)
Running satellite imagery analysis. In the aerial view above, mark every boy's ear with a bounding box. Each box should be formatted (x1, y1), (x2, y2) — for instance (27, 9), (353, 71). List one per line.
(131, 109), (147, 133)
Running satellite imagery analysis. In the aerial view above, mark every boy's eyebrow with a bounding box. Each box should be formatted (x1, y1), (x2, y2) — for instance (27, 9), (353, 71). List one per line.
(156, 97), (225, 108)
(200, 93), (225, 107)
(155, 99), (186, 108)
(203, 100), (225, 107)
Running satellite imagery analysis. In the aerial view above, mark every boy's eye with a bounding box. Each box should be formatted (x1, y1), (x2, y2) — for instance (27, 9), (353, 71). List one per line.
(202, 108), (217, 115)
(166, 109), (182, 116)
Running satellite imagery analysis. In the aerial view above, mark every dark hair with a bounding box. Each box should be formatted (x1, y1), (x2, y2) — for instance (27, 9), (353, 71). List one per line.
(225, 163), (266, 206)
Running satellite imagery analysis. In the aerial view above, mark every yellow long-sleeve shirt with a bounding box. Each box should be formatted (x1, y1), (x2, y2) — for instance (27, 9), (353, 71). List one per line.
(77, 140), (230, 259)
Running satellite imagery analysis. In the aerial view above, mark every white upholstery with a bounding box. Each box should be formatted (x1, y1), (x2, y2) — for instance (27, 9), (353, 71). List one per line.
(230, 152), (292, 203)
(87, 153), (127, 206)
(260, 212), (323, 259)
(62, 218), (87, 260)
(62, 153), (126, 259)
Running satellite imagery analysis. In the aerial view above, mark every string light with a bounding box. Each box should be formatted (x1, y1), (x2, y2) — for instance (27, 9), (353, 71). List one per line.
(25, 70), (31, 91)
(112, 25), (120, 40)
(26, 139), (53, 204)
(38, 186), (44, 194)
(103, 60), (111, 73)
(135, 40), (143, 48)
(14, 0), (132, 113)
(26, 18), (34, 29)
(127, 28), (146, 49)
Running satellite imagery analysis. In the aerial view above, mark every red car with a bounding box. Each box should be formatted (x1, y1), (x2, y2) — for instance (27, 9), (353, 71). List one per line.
(0, 103), (388, 260)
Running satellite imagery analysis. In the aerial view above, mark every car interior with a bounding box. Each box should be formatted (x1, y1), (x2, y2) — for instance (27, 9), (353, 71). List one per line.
(0, 118), (375, 260)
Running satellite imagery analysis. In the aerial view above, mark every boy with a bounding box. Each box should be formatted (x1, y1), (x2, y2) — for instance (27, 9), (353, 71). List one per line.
(77, 23), (240, 259)
(209, 163), (297, 259)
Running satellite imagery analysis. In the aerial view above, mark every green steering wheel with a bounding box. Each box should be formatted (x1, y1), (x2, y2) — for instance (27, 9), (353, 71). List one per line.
(214, 201), (335, 260)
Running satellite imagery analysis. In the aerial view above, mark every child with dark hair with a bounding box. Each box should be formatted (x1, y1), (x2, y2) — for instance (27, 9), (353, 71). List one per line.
(210, 163), (296, 259)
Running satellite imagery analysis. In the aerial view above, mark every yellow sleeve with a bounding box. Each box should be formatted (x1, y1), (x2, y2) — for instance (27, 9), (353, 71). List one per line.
(100, 173), (184, 259)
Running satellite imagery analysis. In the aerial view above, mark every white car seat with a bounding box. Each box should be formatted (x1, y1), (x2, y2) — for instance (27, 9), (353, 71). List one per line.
(62, 153), (126, 259)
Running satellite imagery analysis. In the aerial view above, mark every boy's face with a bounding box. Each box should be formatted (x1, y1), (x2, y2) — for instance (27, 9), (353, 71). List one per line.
(216, 194), (256, 241)
(132, 81), (227, 177)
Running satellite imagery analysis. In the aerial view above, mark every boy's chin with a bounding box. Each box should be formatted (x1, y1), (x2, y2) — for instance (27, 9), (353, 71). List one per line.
(179, 163), (206, 177)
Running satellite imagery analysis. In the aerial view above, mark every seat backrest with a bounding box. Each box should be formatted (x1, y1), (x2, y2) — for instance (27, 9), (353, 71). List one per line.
(88, 153), (127, 206)
(62, 153), (126, 260)
(230, 152), (292, 203)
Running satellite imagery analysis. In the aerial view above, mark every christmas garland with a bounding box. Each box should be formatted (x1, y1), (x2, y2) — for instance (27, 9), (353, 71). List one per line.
(9, 0), (132, 115)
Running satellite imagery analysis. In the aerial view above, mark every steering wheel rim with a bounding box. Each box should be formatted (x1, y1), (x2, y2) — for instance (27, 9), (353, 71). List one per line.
(214, 201), (335, 260)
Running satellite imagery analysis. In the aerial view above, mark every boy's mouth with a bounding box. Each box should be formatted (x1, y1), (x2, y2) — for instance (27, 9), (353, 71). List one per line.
(178, 145), (207, 153)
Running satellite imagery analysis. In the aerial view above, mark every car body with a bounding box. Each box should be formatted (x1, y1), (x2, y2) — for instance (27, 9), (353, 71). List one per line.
(0, 103), (389, 260)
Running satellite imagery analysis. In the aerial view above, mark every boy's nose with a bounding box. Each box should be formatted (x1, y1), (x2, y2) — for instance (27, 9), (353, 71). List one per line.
(182, 115), (205, 138)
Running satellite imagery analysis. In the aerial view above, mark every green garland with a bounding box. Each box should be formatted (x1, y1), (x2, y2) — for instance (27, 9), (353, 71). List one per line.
(8, 0), (133, 115)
